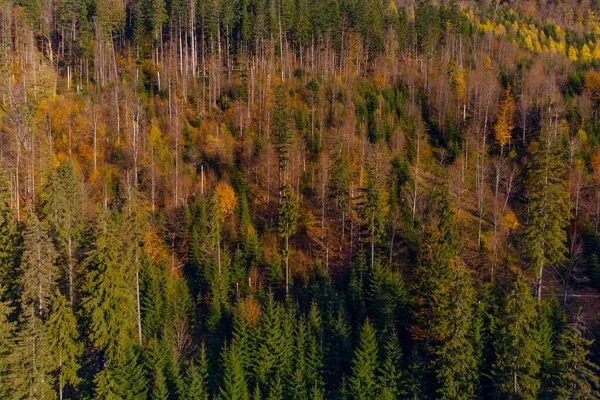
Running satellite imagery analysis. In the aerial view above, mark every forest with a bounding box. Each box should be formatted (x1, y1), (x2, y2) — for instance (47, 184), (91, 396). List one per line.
(1, 0), (600, 398)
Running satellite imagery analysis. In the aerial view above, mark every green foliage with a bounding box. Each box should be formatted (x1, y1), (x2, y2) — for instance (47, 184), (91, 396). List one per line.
(492, 275), (542, 399)
(347, 318), (379, 400)
(46, 291), (82, 396)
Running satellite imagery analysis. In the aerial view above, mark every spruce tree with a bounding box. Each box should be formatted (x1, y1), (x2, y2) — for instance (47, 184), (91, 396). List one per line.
(347, 318), (379, 400)
(524, 126), (570, 301)
(220, 341), (249, 400)
(40, 159), (84, 304)
(0, 167), (18, 294)
(552, 327), (600, 399)
(10, 304), (55, 399)
(277, 184), (299, 297)
(378, 329), (403, 399)
(46, 291), (82, 399)
(185, 343), (209, 400)
(492, 275), (542, 399)
(0, 286), (14, 398)
(82, 213), (137, 359)
(20, 210), (58, 318)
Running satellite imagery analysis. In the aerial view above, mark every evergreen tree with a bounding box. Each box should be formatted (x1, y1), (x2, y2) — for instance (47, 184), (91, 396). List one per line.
(185, 344), (209, 400)
(277, 184), (299, 297)
(0, 286), (14, 398)
(0, 167), (18, 294)
(378, 329), (403, 399)
(46, 291), (82, 399)
(82, 213), (137, 359)
(93, 346), (148, 399)
(20, 210), (58, 318)
(347, 318), (379, 400)
(492, 275), (542, 399)
(552, 326), (600, 399)
(272, 85), (292, 187)
(10, 304), (55, 399)
(524, 126), (570, 301)
(40, 159), (85, 304)
(360, 166), (387, 270)
(220, 341), (249, 400)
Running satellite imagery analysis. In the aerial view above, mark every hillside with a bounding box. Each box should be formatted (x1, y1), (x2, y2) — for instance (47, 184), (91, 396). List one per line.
(1, 0), (600, 398)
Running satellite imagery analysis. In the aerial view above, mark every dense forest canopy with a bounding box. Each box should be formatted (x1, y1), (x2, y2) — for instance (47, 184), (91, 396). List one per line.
(1, 0), (600, 398)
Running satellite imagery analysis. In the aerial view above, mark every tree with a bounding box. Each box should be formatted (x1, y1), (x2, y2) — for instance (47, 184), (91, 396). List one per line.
(0, 167), (18, 293)
(360, 165), (388, 271)
(524, 126), (570, 301)
(347, 318), (379, 400)
(20, 210), (58, 318)
(82, 212), (137, 360)
(492, 275), (542, 399)
(0, 286), (14, 398)
(219, 341), (249, 400)
(552, 326), (600, 399)
(40, 159), (85, 304)
(184, 344), (209, 400)
(46, 291), (82, 400)
(272, 85), (292, 189)
(378, 329), (403, 399)
(277, 185), (299, 297)
(494, 86), (514, 153)
(10, 304), (55, 399)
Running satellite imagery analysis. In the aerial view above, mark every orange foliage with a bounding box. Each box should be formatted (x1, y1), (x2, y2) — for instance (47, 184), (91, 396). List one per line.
(215, 183), (237, 219)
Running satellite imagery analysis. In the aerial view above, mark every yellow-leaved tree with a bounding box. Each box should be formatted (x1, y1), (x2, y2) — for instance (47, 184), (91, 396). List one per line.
(494, 86), (514, 154)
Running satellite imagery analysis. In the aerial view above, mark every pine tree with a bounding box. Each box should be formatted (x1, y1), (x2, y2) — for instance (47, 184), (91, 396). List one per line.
(185, 344), (209, 400)
(46, 291), (82, 399)
(277, 184), (299, 297)
(20, 210), (58, 318)
(40, 159), (85, 304)
(492, 275), (542, 399)
(524, 125), (570, 301)
(272, 84), (291, 187)
(552, 327), (600, 399)
(0, 286), (14, 398)
(220, 341), (249, 400)
(347, 318), (379, 400)
(378, 329), (403, 399)
(360, 166), (388, 271)
(82, 212), (137, 359)
(94, 346), (148, 399)
(0, 167), (18, 293)
(433, 263), (478, 399)
(10, 304), (55, 399)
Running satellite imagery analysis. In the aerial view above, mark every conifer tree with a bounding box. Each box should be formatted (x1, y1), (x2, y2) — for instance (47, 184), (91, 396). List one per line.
(347, 318), (379, 400)
(552, 326), (600, 399)
(0, 167), (18, 293)
(272, 84), (292, 188)
(10, 304), (55, 399)
(20, 210), (58, 318)
(524, 126), (570, 301)
(0, 286), (14, 398)
(220, 341), (249, 400)
(494, 86), (514, 153)
(492, 275), (542, 399)
(378, 329), (403, 399)
(277, 184), (299, 297)
(185, 343), (209, 400)
(360, 166), (387, 271)
(46, 291), (82, 399)
(40, 159), (84, 304)
(82, 213), (137, 360)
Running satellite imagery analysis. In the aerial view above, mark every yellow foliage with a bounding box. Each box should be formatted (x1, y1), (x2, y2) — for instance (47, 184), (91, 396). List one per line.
(568, 46), (579, 61)
(494, 87), (514, 148)
(581, 44), (593, 61)
(501, 211), (519, 231)
(215, 183), (238, 218)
